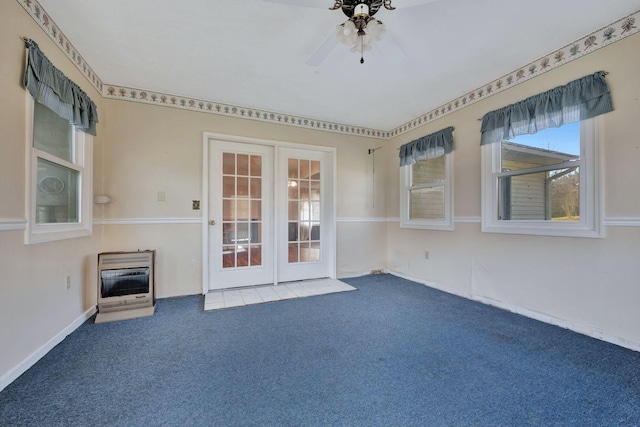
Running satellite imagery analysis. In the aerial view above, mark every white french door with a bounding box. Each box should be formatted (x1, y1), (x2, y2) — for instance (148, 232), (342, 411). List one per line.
(209, 141), (274, 289)
(207, 137), (334, 291)
(276, 148), (334, 283)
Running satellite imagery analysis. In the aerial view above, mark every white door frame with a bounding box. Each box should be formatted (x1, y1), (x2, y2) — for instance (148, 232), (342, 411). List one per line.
(202, 132), (337, 294)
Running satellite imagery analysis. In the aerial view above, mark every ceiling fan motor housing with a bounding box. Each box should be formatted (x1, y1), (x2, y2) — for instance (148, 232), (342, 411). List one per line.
(340, 1), (387, 19)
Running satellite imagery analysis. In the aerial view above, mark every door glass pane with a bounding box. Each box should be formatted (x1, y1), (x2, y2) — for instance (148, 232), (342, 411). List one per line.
(223, 200), (235, 221)
(250, 246), (262, 266)
(288, 222), (298, 242)
(310, 181), (320, 201)
(223, 153), (235, 174)
(288, 180), (299, 199)
(250, 178), (262, 198)
(300, 242), (311, 262)
(300, 160), (310, 179)
(250, 155), (262, 177)
(36, 158), (79, 224)
(250, 200), (262, 221)
(300, 181), (309, 200)
(288, 243), (299, 263)
(237, 247), (249, 267)
(288, 201), (298, 220)
(237, 154), (249, 176)
(310, 161), (320, 179)
(237, 200), (249, 220)
(222, 152), (263, 269)
(223, 223), (235, 244)
(250, 222), (262, 244)
(237, 177), (249, 198)
(287, 157), (321, 264)
(310, 242), (321, 262)
(223, 176), (235, 198)
(223, 246), (235, 268)
(288, 158), (298, 178)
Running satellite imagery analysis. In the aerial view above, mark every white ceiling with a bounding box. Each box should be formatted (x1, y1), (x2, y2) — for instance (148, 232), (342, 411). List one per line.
(36, 0), (640, 131)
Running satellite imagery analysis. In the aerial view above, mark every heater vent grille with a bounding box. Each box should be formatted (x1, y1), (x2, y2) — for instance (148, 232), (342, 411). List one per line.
(97, 250), (155, 316)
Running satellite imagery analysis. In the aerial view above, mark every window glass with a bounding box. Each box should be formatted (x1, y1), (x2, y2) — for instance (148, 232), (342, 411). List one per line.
(412, 155), (445, 186)
(400, 153), (453, 231)
(500, 123), (580, 221)
(410, 187), (445, 220)
(481, 119), (602, 238)
(36, 158), (79, 224)
(33, 101), (73, 162)
(27, 100), (93, 244)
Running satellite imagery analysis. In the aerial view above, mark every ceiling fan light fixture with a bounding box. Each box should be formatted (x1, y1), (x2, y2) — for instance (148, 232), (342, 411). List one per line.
(330, 0), (396, 64)
(353, 3), (369, 18)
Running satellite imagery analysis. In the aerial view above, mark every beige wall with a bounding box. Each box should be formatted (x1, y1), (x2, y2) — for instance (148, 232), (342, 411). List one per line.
(0, 0), (104, 384)
(385, 34), (640, 347)
(3, 0), (640, 391)
(99, 99), (388, 296)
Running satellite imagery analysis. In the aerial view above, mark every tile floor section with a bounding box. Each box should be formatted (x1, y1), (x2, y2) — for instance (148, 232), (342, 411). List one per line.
(204, 278), (356, 311)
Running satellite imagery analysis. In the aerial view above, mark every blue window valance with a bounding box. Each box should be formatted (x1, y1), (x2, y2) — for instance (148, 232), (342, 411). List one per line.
(399, 126), (454, 166)
(23, 39), (98, 136)
(480, 71), (612, 146)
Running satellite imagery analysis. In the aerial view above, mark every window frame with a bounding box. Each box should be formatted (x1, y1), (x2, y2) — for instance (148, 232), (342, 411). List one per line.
(481, 118), (603, 238)
(25, 97), (93, 244)
(400, 152), (454, 231)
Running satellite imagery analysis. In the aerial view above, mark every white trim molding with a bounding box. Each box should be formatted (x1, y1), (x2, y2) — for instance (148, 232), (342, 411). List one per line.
(0, 306), (97, 392)
(474, 295), (640, 353)
(0, 219), (28, 231)
(92, 216), (639, 227)
(94, 218), (201, 225)
(386, 269), (640, 353)
(337, 217), (396, 223)
(604, 217), (640, 227)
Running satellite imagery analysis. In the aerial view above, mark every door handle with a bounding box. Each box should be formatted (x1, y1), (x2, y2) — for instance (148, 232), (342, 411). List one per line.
(209, 220), (216, 225)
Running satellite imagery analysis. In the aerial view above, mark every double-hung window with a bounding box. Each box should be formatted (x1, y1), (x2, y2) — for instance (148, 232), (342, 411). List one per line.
(26, 100), (93, 244)
(23, 39), (98, 244)
(480, 72), (611, 238)
(399, 127), (454, 231)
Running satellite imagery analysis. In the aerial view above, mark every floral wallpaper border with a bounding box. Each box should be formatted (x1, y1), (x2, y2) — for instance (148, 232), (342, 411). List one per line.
(102, 86), (391, 138)
(389, 10), (639, 137)
(18, 0), (104, 94)
(17, 0), (639, 140)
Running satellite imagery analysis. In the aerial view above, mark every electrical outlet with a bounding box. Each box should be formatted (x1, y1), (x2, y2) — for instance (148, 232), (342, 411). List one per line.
(192, 200), (200, 210)
(157, 191), (166, 202)
(424, 251), (429, 260)
(65, 275), (71, 290)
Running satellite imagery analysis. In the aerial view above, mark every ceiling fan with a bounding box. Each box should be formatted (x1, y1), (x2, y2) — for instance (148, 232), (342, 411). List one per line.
(264, 0), (443, 65)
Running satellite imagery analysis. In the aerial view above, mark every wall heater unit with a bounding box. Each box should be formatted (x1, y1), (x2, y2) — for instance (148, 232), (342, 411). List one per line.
(95, 250), (155, 324)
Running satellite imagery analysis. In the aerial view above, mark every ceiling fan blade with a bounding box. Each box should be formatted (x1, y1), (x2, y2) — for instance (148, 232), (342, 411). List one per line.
(376, 30), (406, 64)
(394, 0), (444, 8)
(262, 0), (329, 8)
(263, 0), (443, 8)
(306, 31), (339, 66)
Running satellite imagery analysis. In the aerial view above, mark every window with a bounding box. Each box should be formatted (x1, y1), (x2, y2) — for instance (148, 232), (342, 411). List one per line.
(26, 99), (93, 244)
(482, 118), (602, 238)
(400, 152), (453, 231)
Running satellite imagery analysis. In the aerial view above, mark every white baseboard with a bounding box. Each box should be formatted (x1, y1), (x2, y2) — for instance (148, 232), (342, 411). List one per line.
(385, 269), (640, 353)
(386, 269), (471, 300)
(0, 306), (97, 392)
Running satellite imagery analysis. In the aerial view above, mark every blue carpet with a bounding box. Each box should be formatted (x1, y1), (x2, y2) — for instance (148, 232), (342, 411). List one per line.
(1, 274), (639, 426)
